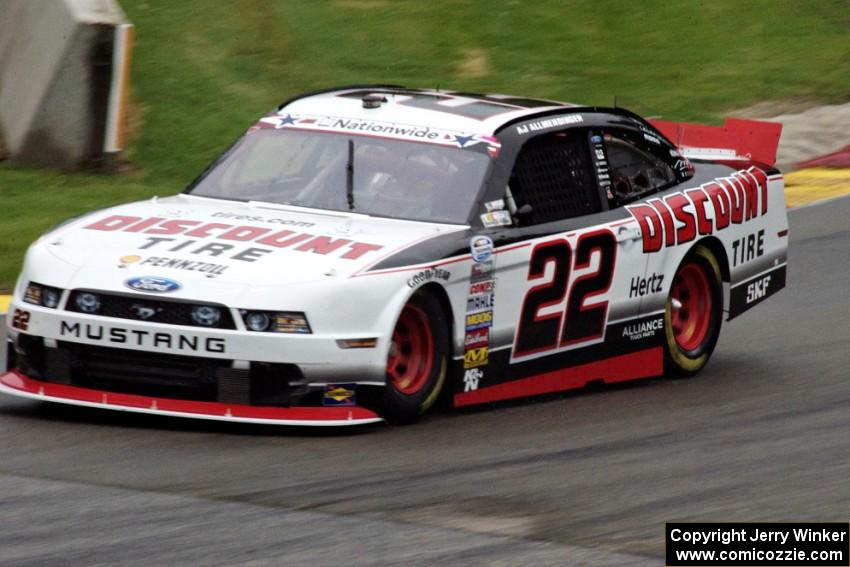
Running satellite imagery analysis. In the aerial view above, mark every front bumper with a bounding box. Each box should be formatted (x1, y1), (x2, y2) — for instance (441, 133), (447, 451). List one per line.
(7, 299), (388, 382)
(0, 371), (382, 426)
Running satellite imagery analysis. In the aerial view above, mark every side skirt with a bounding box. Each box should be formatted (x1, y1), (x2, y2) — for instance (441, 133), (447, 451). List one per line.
(454, 347), (662, 407)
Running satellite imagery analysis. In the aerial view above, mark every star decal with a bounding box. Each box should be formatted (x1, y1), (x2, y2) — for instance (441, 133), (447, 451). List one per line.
(453, 133), (476, 147)
(275, 114), (297, 128)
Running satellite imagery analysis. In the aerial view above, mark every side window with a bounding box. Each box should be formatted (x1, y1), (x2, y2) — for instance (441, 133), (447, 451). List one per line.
(508, 131), (601, 226)
(602, 130), (676, 205)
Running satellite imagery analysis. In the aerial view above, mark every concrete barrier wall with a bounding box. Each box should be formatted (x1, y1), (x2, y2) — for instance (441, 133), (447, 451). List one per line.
(0, 0), (131, 170)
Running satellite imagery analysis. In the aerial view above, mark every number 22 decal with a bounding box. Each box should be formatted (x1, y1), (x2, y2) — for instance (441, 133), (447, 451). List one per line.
(513, 229), (617, 358)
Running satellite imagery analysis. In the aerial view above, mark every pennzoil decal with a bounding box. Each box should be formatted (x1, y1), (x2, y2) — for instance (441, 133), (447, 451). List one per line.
(121, 256), (230, 277)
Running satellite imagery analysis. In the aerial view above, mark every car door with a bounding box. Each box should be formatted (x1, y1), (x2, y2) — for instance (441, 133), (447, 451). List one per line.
(481, 126), (651, 386)
(597, 127), (682, 317)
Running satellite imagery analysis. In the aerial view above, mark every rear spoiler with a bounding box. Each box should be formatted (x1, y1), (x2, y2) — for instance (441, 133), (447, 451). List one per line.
(649, 118), (782, 168)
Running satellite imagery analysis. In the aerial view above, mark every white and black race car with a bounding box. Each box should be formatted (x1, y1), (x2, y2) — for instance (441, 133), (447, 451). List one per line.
(2, 86), (788, 425)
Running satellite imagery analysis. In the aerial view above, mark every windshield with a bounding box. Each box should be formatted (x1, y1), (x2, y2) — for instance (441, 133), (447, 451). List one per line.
(186, 128), (492, 224)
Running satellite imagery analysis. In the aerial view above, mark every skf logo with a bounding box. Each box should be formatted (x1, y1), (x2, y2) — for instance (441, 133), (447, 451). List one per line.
(323, 384), (356, 406)
(11, 309), (30, 331)
(746, 275), (772, 304)
(464, 347), (489, 369)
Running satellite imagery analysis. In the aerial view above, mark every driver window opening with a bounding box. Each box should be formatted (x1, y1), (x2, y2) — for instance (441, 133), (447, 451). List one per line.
(507, 131), (601, 225)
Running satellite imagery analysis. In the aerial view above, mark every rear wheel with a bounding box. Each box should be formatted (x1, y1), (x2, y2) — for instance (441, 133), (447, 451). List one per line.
(664, 244), (723, 376)
(380, 291), (449, 424)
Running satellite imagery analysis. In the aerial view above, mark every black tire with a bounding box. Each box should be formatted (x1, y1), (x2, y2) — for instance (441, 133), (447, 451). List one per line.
(663, 244), (724, 377)
(380, 291), (449, 424)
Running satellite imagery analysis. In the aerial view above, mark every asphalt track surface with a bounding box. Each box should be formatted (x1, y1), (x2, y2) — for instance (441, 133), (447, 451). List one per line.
(1, 196), (849, 566)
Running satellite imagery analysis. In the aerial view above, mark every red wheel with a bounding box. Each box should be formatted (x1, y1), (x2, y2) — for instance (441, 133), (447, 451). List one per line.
(664, 244), (723, 376)
(387, 303), (434, 395)
(379, 292), (449, 424)
(670, 263), (712, 352)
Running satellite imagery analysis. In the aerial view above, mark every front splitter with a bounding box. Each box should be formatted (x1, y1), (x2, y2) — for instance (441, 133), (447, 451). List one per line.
(0, 371), (383, 427)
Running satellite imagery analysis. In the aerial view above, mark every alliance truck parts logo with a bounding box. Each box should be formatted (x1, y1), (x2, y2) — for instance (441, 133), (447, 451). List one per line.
(622, 317), (663, 341)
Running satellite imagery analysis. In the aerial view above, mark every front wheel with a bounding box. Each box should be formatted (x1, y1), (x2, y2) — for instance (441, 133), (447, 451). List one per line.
(664, 244), (723, 376)
(380, 292), (449, 424)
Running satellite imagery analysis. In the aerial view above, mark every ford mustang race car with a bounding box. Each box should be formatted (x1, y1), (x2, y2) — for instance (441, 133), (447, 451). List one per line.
(1, 85), (788, 426)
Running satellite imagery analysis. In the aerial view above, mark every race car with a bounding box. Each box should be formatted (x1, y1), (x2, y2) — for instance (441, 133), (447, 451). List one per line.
(1, 85), (788, 426)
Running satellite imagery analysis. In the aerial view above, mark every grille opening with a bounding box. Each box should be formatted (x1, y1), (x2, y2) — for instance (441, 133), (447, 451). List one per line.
(13, 335), (46, 379)
(65, 343), (230, 402)
(22, 343), (305, 407)
(66, 290), (237, 330)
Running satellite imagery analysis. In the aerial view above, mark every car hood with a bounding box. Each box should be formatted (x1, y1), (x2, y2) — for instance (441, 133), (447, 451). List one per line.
(41, 195), (466, 288)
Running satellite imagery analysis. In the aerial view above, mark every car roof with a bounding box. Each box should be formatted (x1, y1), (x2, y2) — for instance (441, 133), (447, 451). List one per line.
(278, 85), (581, 136)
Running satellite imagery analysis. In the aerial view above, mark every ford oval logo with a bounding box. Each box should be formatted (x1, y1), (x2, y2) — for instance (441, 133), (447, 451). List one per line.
(125, 276), (182, 293)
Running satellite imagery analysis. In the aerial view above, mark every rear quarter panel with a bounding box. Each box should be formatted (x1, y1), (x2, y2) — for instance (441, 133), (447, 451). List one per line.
(631, 164), (788, 319)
